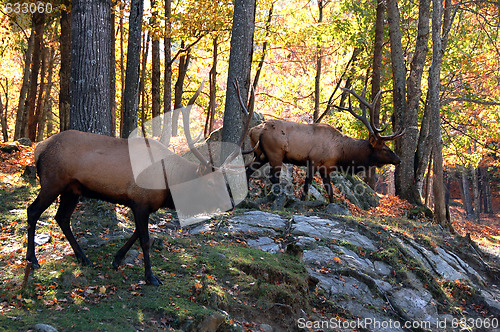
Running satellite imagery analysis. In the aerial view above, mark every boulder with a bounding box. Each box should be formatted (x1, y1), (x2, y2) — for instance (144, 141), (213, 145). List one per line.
(330, 172), (379, 209)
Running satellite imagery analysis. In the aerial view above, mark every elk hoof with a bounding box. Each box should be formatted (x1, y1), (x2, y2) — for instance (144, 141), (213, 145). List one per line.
(146, 274), (163, 286)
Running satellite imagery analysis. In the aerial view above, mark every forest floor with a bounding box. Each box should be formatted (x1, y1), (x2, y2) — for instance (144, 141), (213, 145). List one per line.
(0, 143), (499, 331)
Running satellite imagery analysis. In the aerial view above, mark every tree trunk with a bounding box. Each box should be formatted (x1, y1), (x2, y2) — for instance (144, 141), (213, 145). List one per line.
(221, 0), (256, 153)
(33, 41), (48, 141)
(313, 0), (323, 122)
(119, 1), (125, 136)
(471, 165), (480, 223)
(172, 44), (190, 137)
(110, 2), (116, 136)
(151, 0), (161, 137)
(139, 32), (150, 136)
(121, 0), (144, 138)
(36, 45), (55, 141)
(27, 12), (45, 142)
(459, 166), (474, 219)
(59, 0), (71, 132)
(205, 36), (218, 138)
(480, 167), (493, 214)
(429, 0), (448, 227)
(15, 30), (35, 139)
(0, 80), (7, 142)
(70, 0), (112, 135)
(161, 0), (172, 145)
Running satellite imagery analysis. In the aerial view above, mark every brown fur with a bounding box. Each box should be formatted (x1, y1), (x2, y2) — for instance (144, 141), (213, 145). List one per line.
(246, 120), (401, 201)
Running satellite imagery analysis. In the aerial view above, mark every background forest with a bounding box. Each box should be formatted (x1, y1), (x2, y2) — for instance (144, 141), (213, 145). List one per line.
(1, 0), (500, 225)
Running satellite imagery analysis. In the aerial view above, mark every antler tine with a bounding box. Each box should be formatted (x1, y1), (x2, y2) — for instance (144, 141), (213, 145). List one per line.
(221, 80), (255, 166)
(181, 82), (211, 167)
(339, 88), (375, 136)
(369, 90), (386, 134)
(377, 127), (406, 141)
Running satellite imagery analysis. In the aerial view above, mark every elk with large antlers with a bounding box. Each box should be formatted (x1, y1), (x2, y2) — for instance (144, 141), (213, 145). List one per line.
(246, 88), (405, 202)
(26, 82), (253, 285)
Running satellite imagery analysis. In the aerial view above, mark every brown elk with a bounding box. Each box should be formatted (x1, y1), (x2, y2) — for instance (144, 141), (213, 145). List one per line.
(246, 88), (405, 202)
(26, 82), (253, 285)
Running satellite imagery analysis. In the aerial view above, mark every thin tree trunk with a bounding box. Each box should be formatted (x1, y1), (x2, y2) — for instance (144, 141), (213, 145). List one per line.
(0, 80), (8, 142)
(110, 2), (116, 136)
(313, 0), (323, 122)
(424, 152), (433, 206)
(471, 165), (480, 223)
(15, 31), (35, 139)
(59, 0), (71, 132)
(161, 0), (172, 145)
(172, 43), (190, 137)
(37, 46), (55, 141)
(27, 12), (45, 141)
(33, 41), (48, 141)
(459, 166), (474, 219)
(480, 167), (493, 213)
(119, 1), (125, 136)
(122, 0), (144, 138)
(205, 36), (218, 137)
(139, 31), (150, 136)
(151, 0), (161, 137)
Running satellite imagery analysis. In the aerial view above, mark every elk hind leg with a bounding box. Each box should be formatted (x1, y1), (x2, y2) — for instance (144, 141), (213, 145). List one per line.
(112, 229), (139, 269)
(302, 162), (316, 200)
(55, 192), (91, 266)
(320, 170), (335, 203)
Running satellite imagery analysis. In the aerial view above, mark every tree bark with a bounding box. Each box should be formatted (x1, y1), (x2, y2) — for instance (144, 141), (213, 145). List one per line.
(161, 0), (172, 145)
(110, 2), (116, 136)
(151, 0), (161, 137)
(459, 166), (474, 219)
(36, 45), (55, 141)
(27, 12), (45, 142)
(221, 0), (256, 153)
(313, 0), (323, 122)
(480, 167), (493, 214)
(59, 0), (71, 132)
(121, 0), (144, 138)
(471, 165), (480, 222)
(139, 32), (150, 136)
(205, 36), (218, 138)
(119, 1), (125, 136)
(0, 80), (8, 142)
(70, 0), (112, 135)
(15, 30), (35, 139)
(172, 45), (190, 137)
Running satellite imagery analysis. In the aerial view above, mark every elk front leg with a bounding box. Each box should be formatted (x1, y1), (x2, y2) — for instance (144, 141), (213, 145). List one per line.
(55, 192), (91, 266)
(26, 192), (59, 268)
(302, 162), (316, 200)
(133, 208), (162, 286)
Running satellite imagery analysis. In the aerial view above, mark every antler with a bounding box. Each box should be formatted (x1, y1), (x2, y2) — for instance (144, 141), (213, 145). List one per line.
(220, 80), (255, 167)
(336, 87), (405, 141)
(181, 82), (212, 168)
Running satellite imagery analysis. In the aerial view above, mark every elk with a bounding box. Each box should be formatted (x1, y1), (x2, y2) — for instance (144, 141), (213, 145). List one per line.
(26, 82), (253, 286)
(246, 88), (405, 202)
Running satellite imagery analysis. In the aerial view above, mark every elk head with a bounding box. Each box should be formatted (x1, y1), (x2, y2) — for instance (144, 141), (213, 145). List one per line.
(337, 87), (405, 166)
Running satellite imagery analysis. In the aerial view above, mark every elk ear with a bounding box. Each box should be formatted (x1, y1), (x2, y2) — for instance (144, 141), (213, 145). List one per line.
(369, 134), (379, 147)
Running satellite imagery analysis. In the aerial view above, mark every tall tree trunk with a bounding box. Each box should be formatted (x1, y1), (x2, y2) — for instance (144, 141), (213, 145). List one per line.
(0, 80), (8, 142)
(139, 32), (150, 136)
(161, 0), (172, 145)
(222, 0), (256, 153)
(429, 0), (448, 227)
(15, 31), (35, 139)
(36, 45), (56, 141)
(459, 166), (474, 219)
(70, 0), (112, 135)
(313, 0), (323, 122)
(121, 0), (144, 138)
(27, 12), (45, 142)
(471, 165), (480, 223)
(110, 2), (116, 136)
(59, 0), (71, 132)
(172, 44), (190, 137)
(151, 0), (161, 137)
(205, 36), (218, 137)
(33, 41), (48, 141)
(480, 167), (493, 214)
(119, 1), (125, 136)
